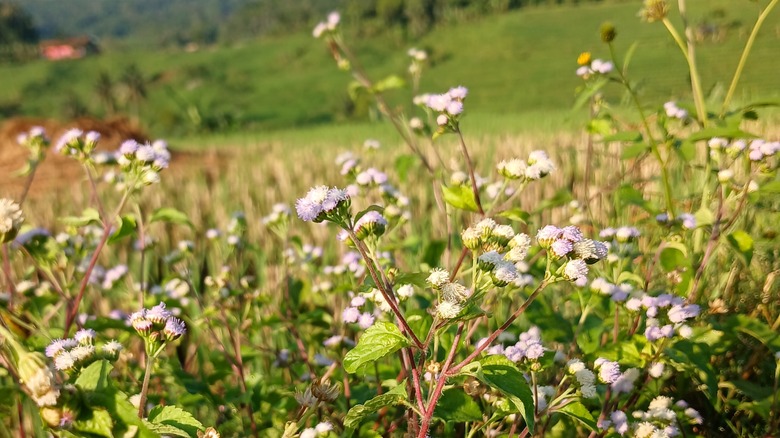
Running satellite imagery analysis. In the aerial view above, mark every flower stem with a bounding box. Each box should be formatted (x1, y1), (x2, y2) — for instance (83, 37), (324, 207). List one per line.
(455, 128), (485, 215)
(721, 0), (779, 115)
(138, 353), (155, 418)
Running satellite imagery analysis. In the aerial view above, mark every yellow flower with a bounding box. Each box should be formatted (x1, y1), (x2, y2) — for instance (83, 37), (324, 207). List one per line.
(577, 52), (592, 66)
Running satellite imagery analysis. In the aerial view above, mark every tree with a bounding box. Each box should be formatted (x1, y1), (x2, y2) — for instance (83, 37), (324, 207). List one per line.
(0, 2), (38, 45)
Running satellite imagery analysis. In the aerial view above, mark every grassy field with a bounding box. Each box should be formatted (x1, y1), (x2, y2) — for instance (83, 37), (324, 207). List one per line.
(0, 0), (778, 139)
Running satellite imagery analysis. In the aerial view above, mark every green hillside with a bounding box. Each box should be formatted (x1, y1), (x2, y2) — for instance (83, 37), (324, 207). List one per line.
(0, 0), (778, 137)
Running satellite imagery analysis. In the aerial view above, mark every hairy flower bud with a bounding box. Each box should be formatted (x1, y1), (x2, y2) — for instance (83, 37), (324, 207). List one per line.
(600, 22), (617, 43)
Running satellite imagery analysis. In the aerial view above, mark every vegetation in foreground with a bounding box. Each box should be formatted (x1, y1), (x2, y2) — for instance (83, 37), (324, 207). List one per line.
(1, 0), (780, 437)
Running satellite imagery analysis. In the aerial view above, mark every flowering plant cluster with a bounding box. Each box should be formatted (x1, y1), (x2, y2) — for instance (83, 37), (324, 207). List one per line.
(0, 1), (779, 437)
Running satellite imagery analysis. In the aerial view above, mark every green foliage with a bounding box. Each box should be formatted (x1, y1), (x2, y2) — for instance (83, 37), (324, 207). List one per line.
(343, 322), (411, 373)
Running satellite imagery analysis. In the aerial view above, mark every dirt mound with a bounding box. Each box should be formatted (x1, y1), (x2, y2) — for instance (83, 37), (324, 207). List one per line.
(0, 116), (149, 197)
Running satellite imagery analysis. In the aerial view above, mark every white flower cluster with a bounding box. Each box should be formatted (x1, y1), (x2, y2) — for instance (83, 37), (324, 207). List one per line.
(615, 291), (700, 341)
(115, 139), (171, 189)
(484, 326), (546, 362)
(599, 226), (640, 243)
(537, 225), (608, 282)
(497, 150), (556, 182)
(295, 186), (350, 223)
(353, 211), (388, 240)
(342, 293), (376, 329)
(18, 352), (59, 407)
(312, 12), (340, 38)
(463, 219), (533, 288)
(0, 198), (24, 243)
(576, 59), (614, 77)
(628, 397), (702, 438)
(426, 268), (472, 319)
(46, 329), (121, 372)
(655, 212), (696, 230)
(663, 101), (689, 120)
(300, 422), (333, 438)
(708, 136), (779, 162)
(416, 86), (468, 128)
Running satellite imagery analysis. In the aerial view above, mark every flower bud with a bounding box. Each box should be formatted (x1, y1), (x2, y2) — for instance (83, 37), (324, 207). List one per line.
(600, 22), (617, 43)
(0, 198), (24, 243)
(641, 0), (669, 22)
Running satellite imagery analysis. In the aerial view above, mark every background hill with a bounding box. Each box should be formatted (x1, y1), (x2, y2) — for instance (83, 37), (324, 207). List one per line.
(0, 0), (778, 138)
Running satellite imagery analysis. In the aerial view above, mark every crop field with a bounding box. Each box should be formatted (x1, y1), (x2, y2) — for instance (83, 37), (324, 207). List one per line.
(1, 1), (780, 438)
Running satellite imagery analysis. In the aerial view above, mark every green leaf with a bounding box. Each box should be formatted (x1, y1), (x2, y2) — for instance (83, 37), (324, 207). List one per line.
(343, 322), (410, 373)
(688, 127), (757, 142)
(344, 384), (408, 429)
(73, 409), (114, 438)
(461, 355), (535, 433)
(602, 131), (642, 142)
(621, 142), (649, 159)
(556, 401), (597, 432)
(60, 208), (101, 227)
(372, 75), (406, 93)
(354, 205), (385, 223)
(75, 360), (113, 394)
(587, 118), (612, 135)
(422, 241), (447, 269)
(759, 180), (780, 194)
(395, 154), (417, 181)
(727, 230), (754, 265)
(393, 272), (429, 289)
(149, 207), (194, 228)
(434, 388), (483, 422)
(147, 405), (204, 436)
(616, 185), (655, 214)
(109, 214), (137, 244)
(499, 208), (530, 224)
(442, 184), (479, 212)
(723, 315), (780, 351)
(694, 207), (715, 228)
(144, 423), (194, 437)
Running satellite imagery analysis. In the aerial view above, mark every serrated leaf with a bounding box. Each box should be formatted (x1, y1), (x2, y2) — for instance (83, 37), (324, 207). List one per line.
(442, 184), (478, 212)
(344, 384), (407, 429)
(556, 401), (597, 432)
(144, 422), (193, 437)
(109, 214), (137, 244)
(147, 405), (204, 436)
(727, 230), (753, 265)
(149, 207), (194, 228)
(434, 388), (483, 422)
(461, 355), (535, 433)
(499, 208), (530, 223)
(73, 409), (114, 437)
(60, 208), (101, 227)
(344, 322), (410, 373)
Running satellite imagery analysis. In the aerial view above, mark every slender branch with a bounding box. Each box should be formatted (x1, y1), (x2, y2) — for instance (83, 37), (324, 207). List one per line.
(418, 324), (465, 438)
(455, 128), (485, 215)
(138, 354), (155, 418)
(721, 0), (780, 115)
(447, 279), (549, 376)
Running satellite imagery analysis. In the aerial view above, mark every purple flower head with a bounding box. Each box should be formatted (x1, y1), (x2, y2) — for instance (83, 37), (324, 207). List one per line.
(448, 86), (468, 100)
(342, 307), (360, 323)
(357, 312), (375, 329)
(560, 225), (583, 243)
(550, 239), (573, 258)
(145, 302), (172, 324)
(596, 359), (621, 384)
(74, 328), (96, 345)
(536, 225), (561, 248)
(164, 317), (187, 341)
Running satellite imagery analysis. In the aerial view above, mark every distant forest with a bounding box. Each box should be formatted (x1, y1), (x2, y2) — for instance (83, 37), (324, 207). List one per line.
(4, 0), (631, 48)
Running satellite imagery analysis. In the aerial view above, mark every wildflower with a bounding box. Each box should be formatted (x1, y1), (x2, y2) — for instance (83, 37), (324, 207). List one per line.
(146, 302), (172, 325)
(591, 59), (614, 74)
(550, 239), (573, 258)
(74, 329), (96, 345)
(477, 251), (503, 271)
(563, 259), (589, 282)
(0, 198), (24, 243)
(611, 368), (640, 394)
(595, 359), (622, 384)
(308, 380), (340, 403)
(577, 52), (592, 66)
(574, 239), (608, 264)
(397, 284), (414, 299)
(668, 304), (700, 323)
(354, 211), (387, 240)
(461, 227), (482, 250)
(567, 359), (586, 374)
(363, 139), (380, 149)
(164, 317), (187, 341)
(18, 352), (59, 406)
(449, 86), (468, 100)
(54, 352), (76, 371)
(102, 340), (123, 359)
(341, 307), (360, 323)
(45, 339), (76, 358)
(664, 101), (688, 120)
(198, 428), (221, 438)
(497, 159), (527, 179)
(301, 428), (317, 438)
(641, 0), (669, 22)
(615, 226), (640, 243)
(634, 422), (657, 438)
(436, 301), (463, 319)
(441, 282), (470, 303)
(295, 387), (318, 407)
(296, 186), (350, 223)
(536, 225), (561, 248)
(491, 262), (518, 287)
(357, 312), (375, 329)
(649, 362), (665, 378)
(611, 411), (629, 435)
(600, 22), (617, 42)
(427, 268), (451, 289)
(678, 213), (696, 229)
